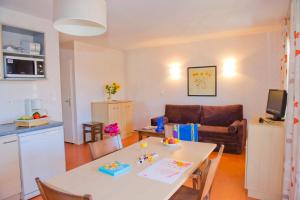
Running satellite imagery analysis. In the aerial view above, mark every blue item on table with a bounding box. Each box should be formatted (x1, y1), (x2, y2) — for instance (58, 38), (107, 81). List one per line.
(155, 116), (165, 132)
(99, 161), (131, 176)
(173, 124), (198, 142)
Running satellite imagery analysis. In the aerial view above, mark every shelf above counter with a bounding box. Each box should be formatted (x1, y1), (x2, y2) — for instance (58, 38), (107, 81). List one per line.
(2, 50), (45, 58)
(0, 24), (46, 80)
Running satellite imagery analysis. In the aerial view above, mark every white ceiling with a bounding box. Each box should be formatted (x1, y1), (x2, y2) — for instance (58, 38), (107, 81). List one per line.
(0, 0), (290, 50)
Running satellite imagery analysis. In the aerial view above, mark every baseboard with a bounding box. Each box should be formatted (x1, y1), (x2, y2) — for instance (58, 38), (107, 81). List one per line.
(248, 188), (281, 200)
(4, 194), (21, 200)
(22, 190), (40, 200)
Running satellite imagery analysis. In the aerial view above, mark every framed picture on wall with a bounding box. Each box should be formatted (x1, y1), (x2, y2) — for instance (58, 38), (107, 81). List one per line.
(187, 66), (217, 96)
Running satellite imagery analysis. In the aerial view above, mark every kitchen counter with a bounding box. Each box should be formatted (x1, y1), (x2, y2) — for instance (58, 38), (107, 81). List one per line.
(0, 121), (63, 137)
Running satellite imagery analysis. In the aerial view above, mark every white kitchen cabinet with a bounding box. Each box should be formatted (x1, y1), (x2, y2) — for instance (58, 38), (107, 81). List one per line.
(19, 126), (66, 200)
(0, 135), (21, 200)
(91, 101), (134, 138)
(245, 119), (285, 200)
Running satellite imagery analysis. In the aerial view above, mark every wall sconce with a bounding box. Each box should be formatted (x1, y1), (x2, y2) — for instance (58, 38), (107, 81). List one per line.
(223, 58), (237, 77)
(169, 63), (181, 80)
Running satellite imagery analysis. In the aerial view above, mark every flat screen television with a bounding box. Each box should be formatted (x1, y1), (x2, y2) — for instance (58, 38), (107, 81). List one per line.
(266, 89), (287, 121)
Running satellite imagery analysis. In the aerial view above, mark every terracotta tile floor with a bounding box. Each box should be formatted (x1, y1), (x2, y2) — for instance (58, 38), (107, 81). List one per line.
(32, 133), (255, 200)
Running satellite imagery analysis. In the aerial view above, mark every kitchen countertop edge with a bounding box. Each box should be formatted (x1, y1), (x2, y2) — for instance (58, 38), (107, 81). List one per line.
(0, 121), (64, 137)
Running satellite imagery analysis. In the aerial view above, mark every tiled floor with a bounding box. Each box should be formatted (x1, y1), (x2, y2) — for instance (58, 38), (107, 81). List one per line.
(32, 133), (255, 200)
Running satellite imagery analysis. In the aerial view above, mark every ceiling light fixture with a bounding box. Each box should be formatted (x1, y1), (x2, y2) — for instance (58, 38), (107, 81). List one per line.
(53, 0), (107, 37)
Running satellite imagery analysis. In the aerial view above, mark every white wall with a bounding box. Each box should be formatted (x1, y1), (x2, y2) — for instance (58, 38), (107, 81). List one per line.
(60, 41), (126, 143)
(0, 7), (62, 123)
(125, 31), (282, 128)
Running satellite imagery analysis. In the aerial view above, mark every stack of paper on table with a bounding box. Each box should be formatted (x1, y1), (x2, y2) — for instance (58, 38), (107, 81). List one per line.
(138, 158), (192, 184)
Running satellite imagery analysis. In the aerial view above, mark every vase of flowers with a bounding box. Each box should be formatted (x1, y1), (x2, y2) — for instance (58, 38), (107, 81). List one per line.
(105, 82), (121, 101)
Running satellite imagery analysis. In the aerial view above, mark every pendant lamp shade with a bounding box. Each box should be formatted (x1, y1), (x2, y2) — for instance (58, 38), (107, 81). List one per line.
(53, 0), (107, 36)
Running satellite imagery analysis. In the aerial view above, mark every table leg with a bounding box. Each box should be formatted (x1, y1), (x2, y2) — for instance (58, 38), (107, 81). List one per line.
(100, 124), (103, 140)
(91, 127), (96, 142)
(138, 133), (143, 141)
(83, 127), (86, 143)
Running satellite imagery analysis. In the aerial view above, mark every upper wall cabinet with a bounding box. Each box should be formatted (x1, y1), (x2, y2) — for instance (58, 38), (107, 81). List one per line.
(0, 24), (46, 80)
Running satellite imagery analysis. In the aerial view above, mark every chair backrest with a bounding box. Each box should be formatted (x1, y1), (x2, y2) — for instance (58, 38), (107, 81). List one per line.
(35, 178), (92, 200)
(164, 124), (174, 138)
(88, 135), (123, 160)
(199, 145), (224, 200)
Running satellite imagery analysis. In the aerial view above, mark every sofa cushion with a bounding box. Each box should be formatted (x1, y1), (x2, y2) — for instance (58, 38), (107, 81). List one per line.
(200, 105), (243, 126)
(198, 125), (237, 144)
(199, 125), (229, 135)
(165, 105), (201, 124)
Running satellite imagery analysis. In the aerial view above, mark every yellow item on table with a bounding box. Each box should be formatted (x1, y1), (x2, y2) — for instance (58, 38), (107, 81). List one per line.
(176, 161), (185, 167)
(140, 142), (148, 148)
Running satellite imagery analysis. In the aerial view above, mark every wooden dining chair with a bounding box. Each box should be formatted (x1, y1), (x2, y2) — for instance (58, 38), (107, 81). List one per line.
(35, 178), (92, 200)
(170, 145), (224, 200)
(88, 134), (123, 160)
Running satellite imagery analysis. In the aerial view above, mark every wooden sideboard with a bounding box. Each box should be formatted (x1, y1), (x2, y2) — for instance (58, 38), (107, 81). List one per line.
(245, 118), (285, 200)
(91, 101), (133, 138)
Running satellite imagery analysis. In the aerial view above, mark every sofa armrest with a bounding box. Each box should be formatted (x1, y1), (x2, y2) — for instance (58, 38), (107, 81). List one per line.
(228, 120), (241, 133)
(151, 116), (169, 126)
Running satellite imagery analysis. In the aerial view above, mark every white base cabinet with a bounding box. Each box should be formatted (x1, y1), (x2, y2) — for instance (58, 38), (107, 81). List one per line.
(19, 126), (66, 200)
(245, 118), (285, 200)
(0, 135), (21, 200)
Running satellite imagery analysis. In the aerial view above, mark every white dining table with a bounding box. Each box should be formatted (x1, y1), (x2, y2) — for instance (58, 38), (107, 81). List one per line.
(47, 137), (216, 200)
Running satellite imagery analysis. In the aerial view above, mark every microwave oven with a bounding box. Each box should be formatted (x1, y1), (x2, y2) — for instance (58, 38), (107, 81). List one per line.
(3, 55), (45, 79)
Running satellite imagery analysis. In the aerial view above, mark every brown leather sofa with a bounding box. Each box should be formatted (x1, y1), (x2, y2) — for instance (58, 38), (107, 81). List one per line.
(151, 104), (247, 154)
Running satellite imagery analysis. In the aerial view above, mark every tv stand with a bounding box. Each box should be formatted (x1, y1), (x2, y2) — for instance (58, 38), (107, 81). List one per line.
(245, 118), (284, 199)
